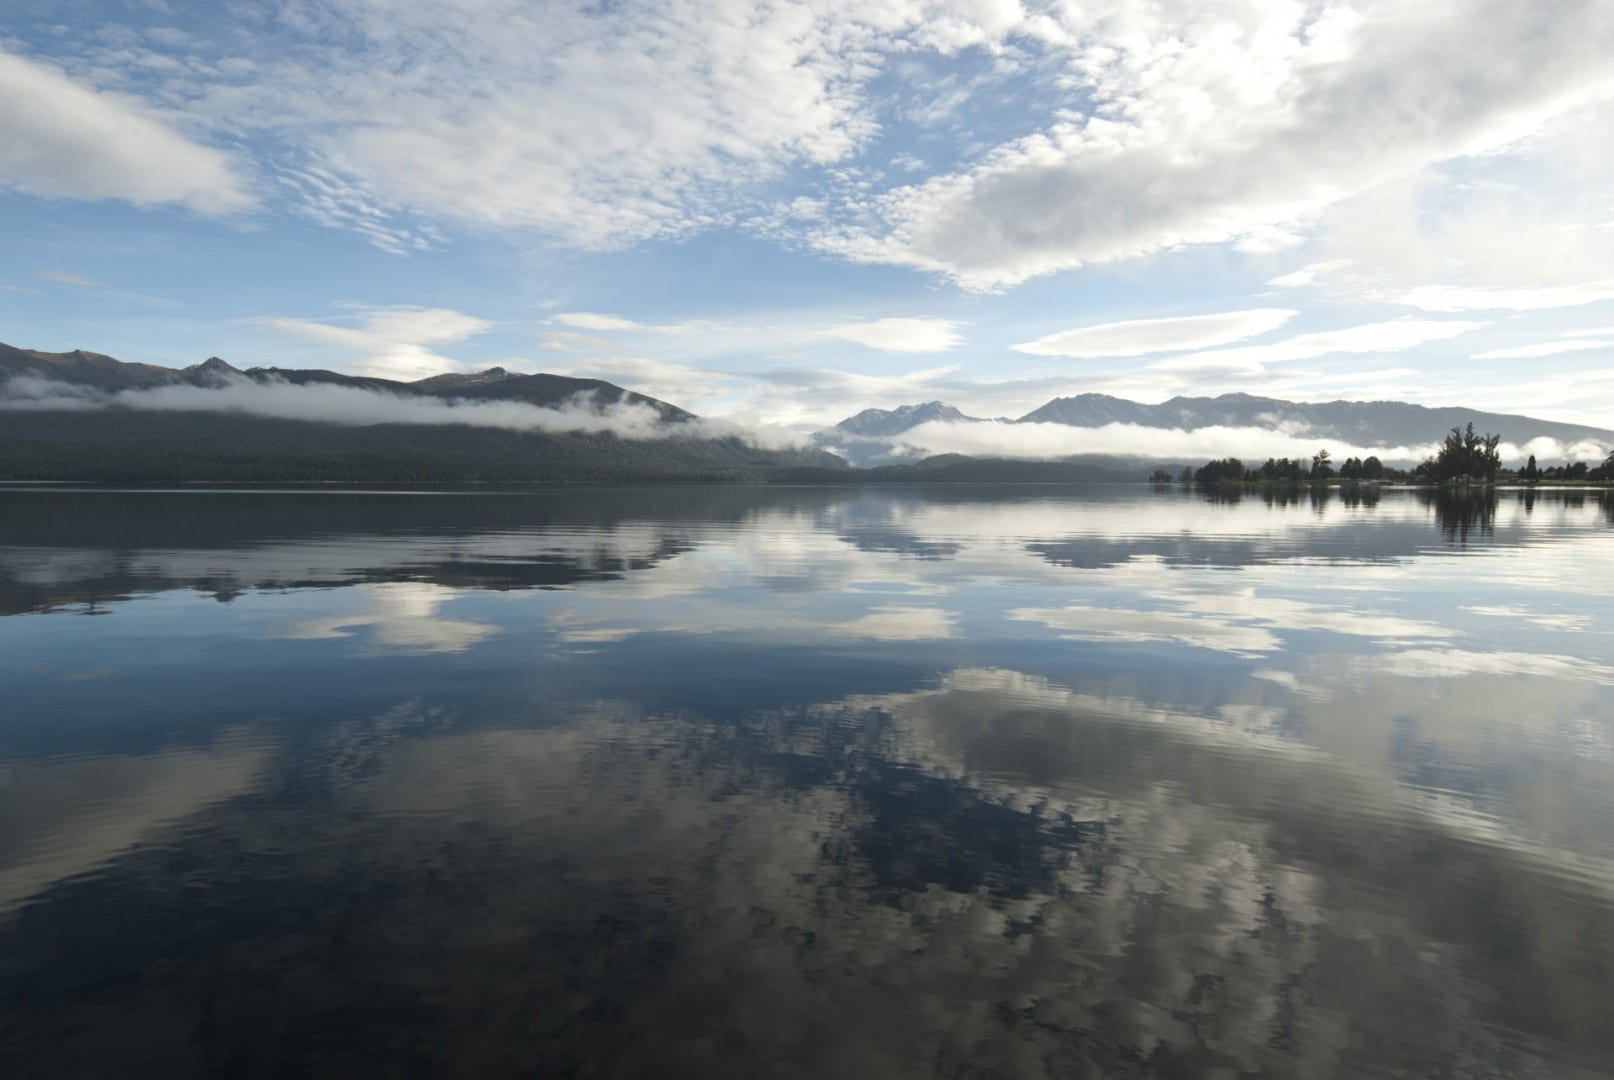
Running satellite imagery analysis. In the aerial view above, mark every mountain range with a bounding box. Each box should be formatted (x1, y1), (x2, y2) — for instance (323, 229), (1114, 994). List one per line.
(0, 343), (838, 483)
(815, 394), (1614, 466)
(0, 341), (692, 419)
(3, 340), (1611, 482)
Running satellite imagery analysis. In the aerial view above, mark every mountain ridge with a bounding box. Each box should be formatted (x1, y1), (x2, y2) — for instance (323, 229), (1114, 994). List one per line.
(1015, 391), (1613, 447)
(0, 342), (838, 482)
(1, 342), (698, 421)
(6, 340), (1611, 481)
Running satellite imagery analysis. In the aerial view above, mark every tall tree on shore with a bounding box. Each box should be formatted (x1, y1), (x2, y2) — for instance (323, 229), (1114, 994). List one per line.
(1311, 448), (1333, 479)
(1435, 423), (1502, 483)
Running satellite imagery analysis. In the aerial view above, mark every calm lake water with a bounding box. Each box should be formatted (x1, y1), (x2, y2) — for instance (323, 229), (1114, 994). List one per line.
(2, 485), (1612, 1078)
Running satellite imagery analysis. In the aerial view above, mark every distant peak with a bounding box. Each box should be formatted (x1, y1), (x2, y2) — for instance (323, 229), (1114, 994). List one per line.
(870, 401), (960, 418)
(412, 366), (515, 387)
(832, 401), (973, 437)
(189, 356), (240, 373)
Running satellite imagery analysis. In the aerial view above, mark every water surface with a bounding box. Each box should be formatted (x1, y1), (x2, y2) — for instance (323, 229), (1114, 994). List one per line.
(2, 485), (1612, 1077)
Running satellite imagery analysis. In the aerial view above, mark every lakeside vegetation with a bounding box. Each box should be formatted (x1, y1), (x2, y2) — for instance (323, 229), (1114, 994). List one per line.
(1164, 423), (1614, 493)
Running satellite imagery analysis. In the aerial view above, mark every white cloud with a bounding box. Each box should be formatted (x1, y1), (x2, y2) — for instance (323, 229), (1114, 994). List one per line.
(821, 0), (1614, 288)
(887, 418), (1444, 464)
(1230, 226), (1306, 255)
(1473, 341), (1611, 360)
(279, 583), (499, 655)
(547, 356), (733, 410)
(555, 627), (643, 645)
(837, 605), (959, 641)
(1009, 568), (1455, 658)
(1151, 318), (1486, 376)
(255, 306), (493, 380)
(550, 312), (644, 332)
(0, 46), (253, 215)
(156, 1), (1030, 250)
(276, 164), (440, 256)
(819, 317), (965, 353)
(1369, 649), (1614, 686)
(1013, 308), (1295, 358)
(740, 363), (968, 428)
(0, 739), (270, 915)
(1008, 604), (1281, 657)
(1397, 280), (1614, 313)
(1267, 260), (1352, 289)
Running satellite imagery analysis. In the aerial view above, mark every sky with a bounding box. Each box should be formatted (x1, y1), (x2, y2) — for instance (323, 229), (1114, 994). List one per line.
(2, 0), (1614, 436)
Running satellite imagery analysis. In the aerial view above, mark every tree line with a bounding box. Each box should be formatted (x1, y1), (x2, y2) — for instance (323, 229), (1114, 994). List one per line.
(1159, 422), (1614, 489)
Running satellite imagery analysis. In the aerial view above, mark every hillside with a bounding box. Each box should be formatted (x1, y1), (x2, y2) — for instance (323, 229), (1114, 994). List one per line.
(1018, 392), (1613, 448)
(0, 343), (840, 482)
(814, 391), (1614, 468)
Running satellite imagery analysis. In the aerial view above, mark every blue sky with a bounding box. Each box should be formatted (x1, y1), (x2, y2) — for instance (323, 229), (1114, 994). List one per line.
(3, 0), (1614, 437)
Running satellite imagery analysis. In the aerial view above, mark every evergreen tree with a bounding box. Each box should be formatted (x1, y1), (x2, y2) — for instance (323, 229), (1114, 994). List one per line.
(1435, 423), (1501, 482)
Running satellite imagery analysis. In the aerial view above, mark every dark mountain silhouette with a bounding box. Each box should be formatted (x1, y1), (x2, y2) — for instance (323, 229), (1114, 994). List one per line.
(0, 342), (177, 390)
(815, 391), (1612, 468)
(1018, 391), (1613, 448)
(2, 342), (691, 417)
(8, 340), (1610, 483)
(0, 342), (834, 482)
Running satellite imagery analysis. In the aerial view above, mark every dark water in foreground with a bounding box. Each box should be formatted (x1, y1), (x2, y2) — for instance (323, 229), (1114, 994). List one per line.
(2, 485), (1613, 1078)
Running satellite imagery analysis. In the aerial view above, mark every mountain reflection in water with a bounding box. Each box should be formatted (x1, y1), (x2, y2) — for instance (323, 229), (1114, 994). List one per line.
(1, 485), (1612, 1078)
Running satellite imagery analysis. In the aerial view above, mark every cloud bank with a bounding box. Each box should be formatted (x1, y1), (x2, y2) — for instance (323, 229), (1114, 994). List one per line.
(822, 0), (1614, 287)
(0, 375), (720, 442)
(873, 418), (1608, 466)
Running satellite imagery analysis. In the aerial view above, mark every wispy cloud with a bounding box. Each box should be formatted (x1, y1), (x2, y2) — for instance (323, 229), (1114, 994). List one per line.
(1013, 309), (1295, 359)
(1473, 341), (1611, 360)
(37, 270), (105, 287)
(1396, 280), (1614, 313)
(1151, 319), (1487, 377)
(277, 583), (497, 655)
(161, 2), (1028, 250)
(819, 1), (1614, 288)
(549, 312), (645, 332)
(1267, 261), (1352, 289)
(254, 306), (493, 380)
(885, 419), (1453, 465)
(275, 164), (441, 256)
(819, 317), (965, 354)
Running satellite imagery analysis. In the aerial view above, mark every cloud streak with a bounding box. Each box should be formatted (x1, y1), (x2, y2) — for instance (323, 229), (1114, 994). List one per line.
(874, 418), (1610, 466)
(819, 317), (965, 353)
(1014, 309), (1296, 359)
(1396, 280), (1614, 313)
(1151, 319), (1487, 377)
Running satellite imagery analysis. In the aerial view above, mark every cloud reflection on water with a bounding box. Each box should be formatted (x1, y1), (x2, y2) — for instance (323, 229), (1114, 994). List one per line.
(1, 486), (1612, 1076)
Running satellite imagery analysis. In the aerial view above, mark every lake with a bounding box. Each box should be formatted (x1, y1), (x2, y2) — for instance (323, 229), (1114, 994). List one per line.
(2, 484), (1612, 1078)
